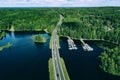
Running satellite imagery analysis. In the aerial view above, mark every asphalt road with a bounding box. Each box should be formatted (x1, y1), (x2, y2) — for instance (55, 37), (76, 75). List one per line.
(51, 14), (66, 80)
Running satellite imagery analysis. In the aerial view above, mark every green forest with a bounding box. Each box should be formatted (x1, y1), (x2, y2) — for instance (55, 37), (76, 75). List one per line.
(99, 46), (120, 76)
(0, 8), (59, 33)
(0, 7), (120, 76)
(0, 7), (120, 43)
(59, 7), (120, 44)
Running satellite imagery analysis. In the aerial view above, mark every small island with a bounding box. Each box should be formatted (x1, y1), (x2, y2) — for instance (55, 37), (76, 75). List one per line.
(0, 42), (12, 52)
(33, 34), (47, 43)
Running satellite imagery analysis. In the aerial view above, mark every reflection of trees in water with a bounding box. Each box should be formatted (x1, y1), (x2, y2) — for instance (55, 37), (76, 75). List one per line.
(11, 32), (15, 40)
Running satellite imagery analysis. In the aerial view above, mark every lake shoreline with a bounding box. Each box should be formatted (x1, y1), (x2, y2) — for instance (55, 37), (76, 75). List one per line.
(1, 30), (118, 46)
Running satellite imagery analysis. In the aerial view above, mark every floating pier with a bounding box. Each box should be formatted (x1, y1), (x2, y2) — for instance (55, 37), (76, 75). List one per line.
(67, 36), (77, 50)
(80, 38), (93, 51)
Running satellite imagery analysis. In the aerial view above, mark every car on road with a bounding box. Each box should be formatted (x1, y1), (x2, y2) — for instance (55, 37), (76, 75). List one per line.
(57, 73), (59, 77)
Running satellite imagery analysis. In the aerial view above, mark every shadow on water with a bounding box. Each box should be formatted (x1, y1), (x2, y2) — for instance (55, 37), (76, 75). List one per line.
(34, 42), (44, 46)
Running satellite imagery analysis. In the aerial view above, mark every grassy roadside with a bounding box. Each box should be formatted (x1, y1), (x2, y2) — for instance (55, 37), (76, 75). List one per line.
(0, 42), (12, 52)
(48, 58), (70, 80)
(60, 58), (70, 80)
(57, 35), (61, 49)
(49, 33), (61, 49)
(48, 58), (54, 80)
(49, 31), (54, 49)
(49, 35), (53, 49)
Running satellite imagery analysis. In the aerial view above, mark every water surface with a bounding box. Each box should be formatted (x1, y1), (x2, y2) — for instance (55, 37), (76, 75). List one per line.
(0, 32), (51, 80)
(0, 32), (120, 80)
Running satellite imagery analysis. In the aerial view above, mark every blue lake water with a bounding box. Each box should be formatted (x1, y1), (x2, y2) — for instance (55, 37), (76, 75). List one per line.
(0, 32), (51, 80)
(0, 32), (120, 80)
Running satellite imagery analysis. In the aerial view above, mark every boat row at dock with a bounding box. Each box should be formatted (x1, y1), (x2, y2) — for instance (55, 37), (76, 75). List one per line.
(67, 36), (93, 51)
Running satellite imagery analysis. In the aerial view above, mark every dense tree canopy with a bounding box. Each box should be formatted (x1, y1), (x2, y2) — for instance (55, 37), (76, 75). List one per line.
(0, 8), (59, 33)
(99, 46), (120, 76)
(33, 34), (46, 43)
(0, 7), (120, 76)
(0, 7), (120, 43)
(59, 7), (120, 44)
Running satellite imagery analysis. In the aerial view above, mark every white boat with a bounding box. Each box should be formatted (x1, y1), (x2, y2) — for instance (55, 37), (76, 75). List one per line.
(69, 47), (73, 50)
(82, 44), (93, 51)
